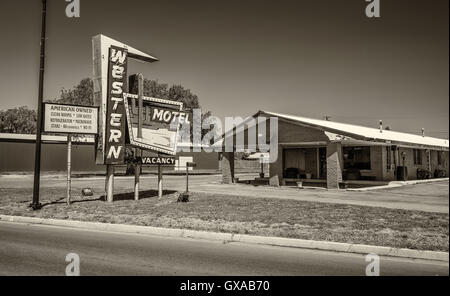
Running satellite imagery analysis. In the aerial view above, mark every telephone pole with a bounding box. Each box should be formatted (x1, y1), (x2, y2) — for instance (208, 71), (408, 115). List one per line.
(31, 0), (47, 210)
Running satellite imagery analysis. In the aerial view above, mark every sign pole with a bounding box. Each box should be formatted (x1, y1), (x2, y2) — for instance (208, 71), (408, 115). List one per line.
(106, 165), (114, 202)
(158, 162), (163, 198)
(31, 0), (47, 210)
(134, 73), (143, 201)
(180, 162), (196, 202)
(67, 135), (72, 205)
(186, 165), (189, 193)
(134, 152), (140, 201)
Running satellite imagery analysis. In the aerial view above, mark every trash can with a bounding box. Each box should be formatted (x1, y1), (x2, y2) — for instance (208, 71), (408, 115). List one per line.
(396, 166), (408, 181)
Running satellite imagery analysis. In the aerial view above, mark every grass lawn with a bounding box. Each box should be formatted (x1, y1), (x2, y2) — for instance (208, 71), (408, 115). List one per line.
(0, 186), (448, 252)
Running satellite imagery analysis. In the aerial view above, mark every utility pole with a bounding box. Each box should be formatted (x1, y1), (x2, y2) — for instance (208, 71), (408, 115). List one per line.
(31, 0), (47, 210)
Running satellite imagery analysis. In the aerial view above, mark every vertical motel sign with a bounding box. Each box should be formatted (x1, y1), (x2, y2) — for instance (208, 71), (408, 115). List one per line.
(105, 46), (128, 164)
(92, 35), (158, 164)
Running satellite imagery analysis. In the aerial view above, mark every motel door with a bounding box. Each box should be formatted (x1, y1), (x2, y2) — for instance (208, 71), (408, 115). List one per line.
(284, 149), (305, 172)
(284, 148), (320, 178)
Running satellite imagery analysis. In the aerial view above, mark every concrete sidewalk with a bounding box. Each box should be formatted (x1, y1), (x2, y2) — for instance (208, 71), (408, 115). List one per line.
(191, 181), (449, 213)
(347, 178), (449, 191)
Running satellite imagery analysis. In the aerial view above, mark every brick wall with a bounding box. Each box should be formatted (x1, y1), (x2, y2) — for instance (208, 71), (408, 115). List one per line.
(269, 145), (283, 186)
(431, 150), (448, 177)
(397, 147), (449, 179)
(326, 142), (343, 189)
(221, 152), (234, 184)
(276, 120), (329, 143)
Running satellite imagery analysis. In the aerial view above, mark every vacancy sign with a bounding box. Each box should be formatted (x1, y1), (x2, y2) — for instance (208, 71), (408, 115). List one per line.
(137, 156), (176, 166)
(43, 103), (98, 135)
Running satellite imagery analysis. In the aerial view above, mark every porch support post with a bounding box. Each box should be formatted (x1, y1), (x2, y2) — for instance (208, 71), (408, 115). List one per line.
(326, 142), (343, 189)
(221, 152), (235, 184)
(269, 144), (282, 187)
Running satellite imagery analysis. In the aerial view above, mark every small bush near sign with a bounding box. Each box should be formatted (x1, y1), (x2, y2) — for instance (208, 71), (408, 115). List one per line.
(81, 188), (94, 196)
(177, 192), (190, 202)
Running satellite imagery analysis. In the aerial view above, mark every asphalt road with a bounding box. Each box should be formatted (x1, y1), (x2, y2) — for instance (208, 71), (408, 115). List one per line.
(0, 222), (447, 276)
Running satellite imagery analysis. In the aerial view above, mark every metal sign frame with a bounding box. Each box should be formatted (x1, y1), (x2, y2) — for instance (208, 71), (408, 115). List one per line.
(92, 34), (158, 165)
(42, 102), (99, 135)
(123, 93), (184, 155)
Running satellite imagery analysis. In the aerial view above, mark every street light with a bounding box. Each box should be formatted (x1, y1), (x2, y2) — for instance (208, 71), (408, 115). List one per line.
(400, 151), (407, 181)
(259, 154), (265, 178)
(401, 152), (407, 167)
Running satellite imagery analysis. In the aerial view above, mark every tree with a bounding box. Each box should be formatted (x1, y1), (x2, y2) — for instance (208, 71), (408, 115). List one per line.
(130, 79), (201, 108)
(0, 78), (93, 134)
(1, 77), (213, 136)
(54, 78), (94, 106)
(168, 84), (200, 109)
(0, 106), (37, 134)
(143, 79), (170, 99)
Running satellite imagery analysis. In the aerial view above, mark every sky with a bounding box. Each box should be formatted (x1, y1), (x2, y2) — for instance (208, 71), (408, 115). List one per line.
(0, 0), (448, 138)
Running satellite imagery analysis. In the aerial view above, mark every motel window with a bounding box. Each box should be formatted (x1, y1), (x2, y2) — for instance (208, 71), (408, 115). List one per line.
(438, 151), (443, 165)
(413, 149), (422, 165)
(343, 146), (371, 170)
(386, 146), (391, 171)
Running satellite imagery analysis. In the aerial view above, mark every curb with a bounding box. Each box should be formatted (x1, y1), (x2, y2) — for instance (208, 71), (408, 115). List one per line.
(0, 214), (448, 262)
(394, 178), (449, 185)
(347, 177), (449, 192)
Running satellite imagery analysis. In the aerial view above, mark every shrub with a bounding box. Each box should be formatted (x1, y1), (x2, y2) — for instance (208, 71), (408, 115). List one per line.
(417, 168), (432, 179)
(434, 169), (447, 178)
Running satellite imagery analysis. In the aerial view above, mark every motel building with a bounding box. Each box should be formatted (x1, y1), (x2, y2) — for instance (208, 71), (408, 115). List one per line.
(219, 111), (449, 189)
